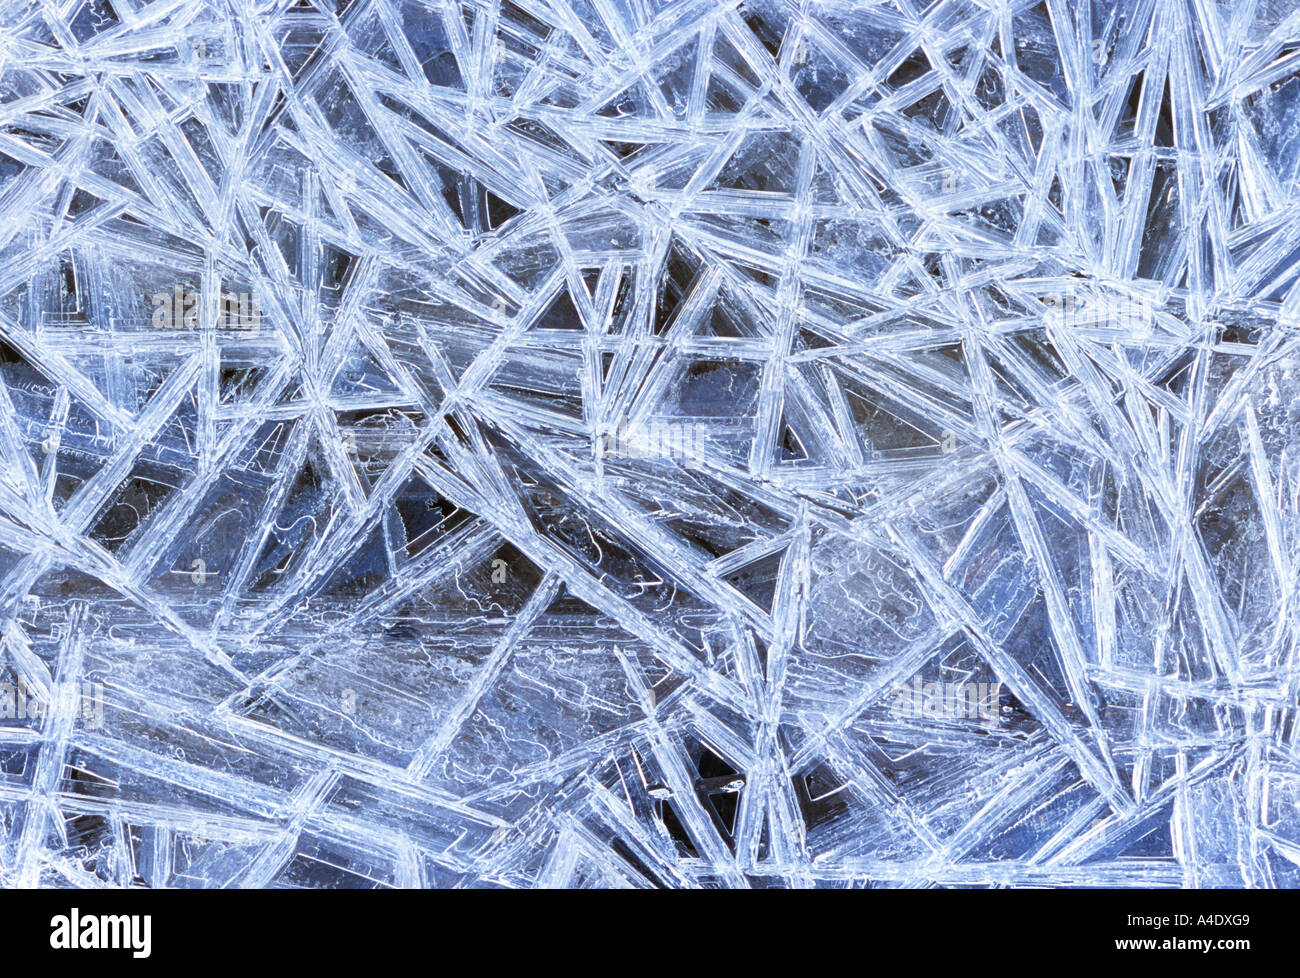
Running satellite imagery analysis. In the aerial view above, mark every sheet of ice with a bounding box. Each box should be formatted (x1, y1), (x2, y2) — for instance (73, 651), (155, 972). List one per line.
(0, 0), (1297, 888)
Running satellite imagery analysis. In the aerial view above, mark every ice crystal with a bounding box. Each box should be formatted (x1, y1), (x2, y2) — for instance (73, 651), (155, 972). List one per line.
(0, 0), (1298, 888)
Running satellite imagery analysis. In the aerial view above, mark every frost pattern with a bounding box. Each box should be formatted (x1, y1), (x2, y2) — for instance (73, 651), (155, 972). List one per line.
(0, 0), (1299, 888)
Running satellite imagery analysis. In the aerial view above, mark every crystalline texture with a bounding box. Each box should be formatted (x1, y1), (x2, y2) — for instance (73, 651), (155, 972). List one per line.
(0, 0), (1297, 889)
